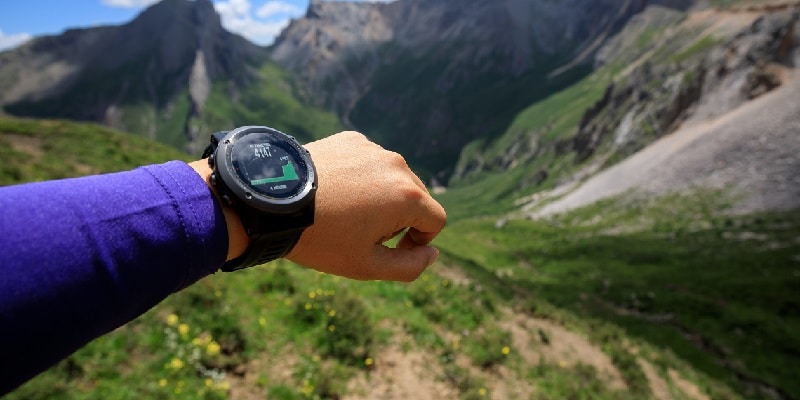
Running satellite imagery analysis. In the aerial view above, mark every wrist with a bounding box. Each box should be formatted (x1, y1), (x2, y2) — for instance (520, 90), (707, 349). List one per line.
(188, 159), (250, 261)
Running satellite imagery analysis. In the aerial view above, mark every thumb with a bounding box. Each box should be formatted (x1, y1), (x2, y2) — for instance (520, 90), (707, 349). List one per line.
(370, 245), (440, 282)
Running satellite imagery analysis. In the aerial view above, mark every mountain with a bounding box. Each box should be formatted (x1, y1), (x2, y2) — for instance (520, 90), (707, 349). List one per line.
(529, 5), (800, 217)
(1, 0), (797, 204)
(271, 0), (696, 179)
(435, 1), (800, 220)
(0, 0), (341, 153)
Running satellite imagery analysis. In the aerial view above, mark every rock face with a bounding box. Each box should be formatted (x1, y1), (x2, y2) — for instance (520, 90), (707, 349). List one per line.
(271, 0), (695, 178)
(522, 4), (800, 216)
(577, 6), (799, 163)
(0, 0), (266, 142)
(453, 3), (800, 187)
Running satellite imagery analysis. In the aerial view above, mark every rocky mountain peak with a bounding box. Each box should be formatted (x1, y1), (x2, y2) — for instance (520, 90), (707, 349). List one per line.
(0, 0), (267, 149)
(306, 0), (324, 19)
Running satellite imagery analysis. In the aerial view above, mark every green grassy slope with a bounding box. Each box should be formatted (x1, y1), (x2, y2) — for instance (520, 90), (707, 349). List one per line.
(7, 59), (342, 154)
(436, 192), (800, 400)
(0, 117), (191, 185)
(114, 61), (343, 152)
(196, 62), (343, 144)
(438, 67), (615, 220)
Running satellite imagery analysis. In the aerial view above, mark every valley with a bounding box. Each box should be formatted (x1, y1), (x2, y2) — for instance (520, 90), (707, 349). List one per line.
(1, 0), (799, 399)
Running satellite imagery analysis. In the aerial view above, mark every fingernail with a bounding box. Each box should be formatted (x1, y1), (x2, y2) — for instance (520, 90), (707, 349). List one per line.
(427, 247), (440, 267)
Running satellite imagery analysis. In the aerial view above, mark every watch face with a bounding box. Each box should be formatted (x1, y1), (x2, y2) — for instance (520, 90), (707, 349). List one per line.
(229, 131), (308, 199)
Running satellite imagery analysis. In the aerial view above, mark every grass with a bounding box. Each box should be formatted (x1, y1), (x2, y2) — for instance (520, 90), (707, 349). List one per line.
(197, 62), (343, 145)
(436, 191), (800, 399)
(439, 65), (616, 220)
(0, 116), (190, 185)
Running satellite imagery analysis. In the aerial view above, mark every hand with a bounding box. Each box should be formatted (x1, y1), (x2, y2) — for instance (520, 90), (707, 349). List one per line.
(288, 131), (447, 281)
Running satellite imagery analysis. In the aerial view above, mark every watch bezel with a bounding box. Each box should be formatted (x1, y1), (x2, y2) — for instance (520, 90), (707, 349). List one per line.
(214, 126), (316, 214)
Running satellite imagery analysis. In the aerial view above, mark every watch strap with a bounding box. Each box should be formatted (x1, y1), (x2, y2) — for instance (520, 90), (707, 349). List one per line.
(220, 204), (314, 272)
(221, 228), (305, 272)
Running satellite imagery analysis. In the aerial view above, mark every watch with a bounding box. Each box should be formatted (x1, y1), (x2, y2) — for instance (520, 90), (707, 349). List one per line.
(202, 126), (317, 271)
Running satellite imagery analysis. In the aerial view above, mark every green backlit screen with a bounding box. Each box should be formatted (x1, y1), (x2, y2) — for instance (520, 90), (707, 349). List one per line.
(231, 132), (305, 199)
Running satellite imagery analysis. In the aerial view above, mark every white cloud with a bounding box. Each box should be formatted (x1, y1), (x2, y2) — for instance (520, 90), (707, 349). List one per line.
(215, 0), (302, 46)
(100, 0), (160, 7)
(217, 0), (397, 46)
(256, 1), (302, 18)
(0, 29), (32, 52)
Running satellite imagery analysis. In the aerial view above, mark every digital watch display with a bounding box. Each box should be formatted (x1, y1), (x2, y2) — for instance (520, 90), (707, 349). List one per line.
(202, 126), (317, 271)
(230, 131), (307, 199)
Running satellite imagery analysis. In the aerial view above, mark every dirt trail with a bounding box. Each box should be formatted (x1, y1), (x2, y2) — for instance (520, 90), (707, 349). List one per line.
(343, 337), (457, 400)
(532, 70), (800, 218)
(340, 308), (711, 399)
(499, 311), (627, 390)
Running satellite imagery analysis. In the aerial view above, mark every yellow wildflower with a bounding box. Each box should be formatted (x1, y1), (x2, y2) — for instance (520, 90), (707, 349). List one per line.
(166, 314), (179, 326)
(192, 332), (211, 347)
(178, 323), (189, 336)
(328, 324), (336, 332)
(259, 317), (267, 327)
(502, 346), (510, 355)
(168, 358), (184, 370)
(364, 357), (374, 366)
(206, 341), (221, 356)
(328, 309), (336, 317)
(205, 379), (213, 388)
(479, 387), (487, 396)
(301, 380), (314, 396)
(159, 378), (168, 387)
(308, 291), (316, 299)
(215, 380), (230, 391)
(304, 302), (312, 310)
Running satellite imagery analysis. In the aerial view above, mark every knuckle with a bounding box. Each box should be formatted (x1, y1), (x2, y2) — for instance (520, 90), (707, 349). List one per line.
(401, 185), (425, 202)
(386, 151), (409, 168)
(341, 131), (367, 141)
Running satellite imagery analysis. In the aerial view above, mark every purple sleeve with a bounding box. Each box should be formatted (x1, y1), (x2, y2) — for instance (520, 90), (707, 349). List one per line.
(0, 161), (229, 394)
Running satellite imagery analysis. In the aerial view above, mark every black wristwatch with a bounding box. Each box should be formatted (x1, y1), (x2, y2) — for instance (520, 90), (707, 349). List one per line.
(202, 126), (317, 271)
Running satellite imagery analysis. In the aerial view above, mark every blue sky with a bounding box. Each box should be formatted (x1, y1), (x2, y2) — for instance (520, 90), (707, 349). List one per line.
(0, 0), (392, 51)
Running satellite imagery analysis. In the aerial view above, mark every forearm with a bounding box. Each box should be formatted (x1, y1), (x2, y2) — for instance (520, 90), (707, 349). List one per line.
(0, 161), (228, 393)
